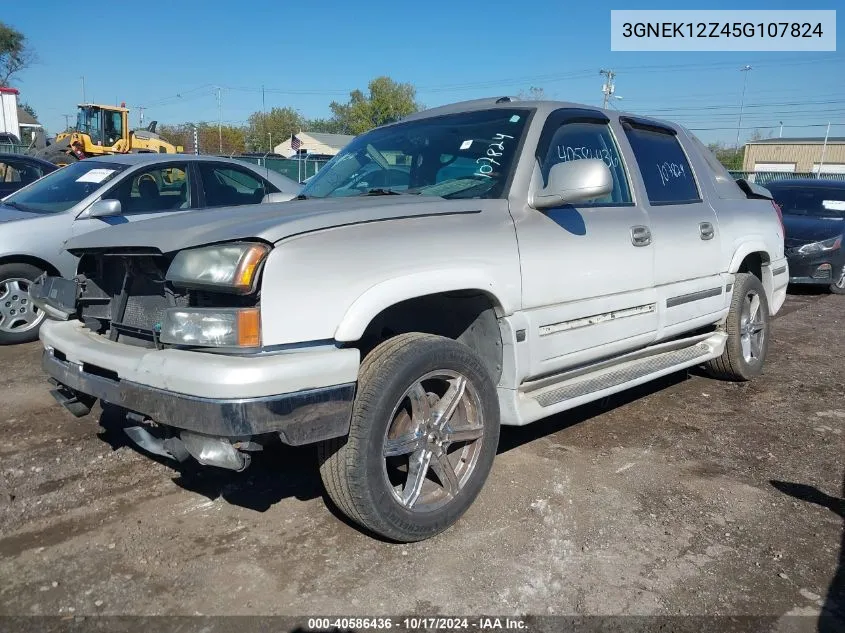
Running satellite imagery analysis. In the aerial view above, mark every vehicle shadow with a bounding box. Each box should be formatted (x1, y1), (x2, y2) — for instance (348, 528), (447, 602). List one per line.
(497, 371), (688, 455)
(95, 404), (324, 511)
(769, 477), (845, 632)
(94, 370), (690, 538)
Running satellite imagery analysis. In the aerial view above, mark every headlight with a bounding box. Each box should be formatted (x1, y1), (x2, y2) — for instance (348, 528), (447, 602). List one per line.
(797, 235), (842, 255)
(159, 307), (260, 347)
(166, 243), (269, 293)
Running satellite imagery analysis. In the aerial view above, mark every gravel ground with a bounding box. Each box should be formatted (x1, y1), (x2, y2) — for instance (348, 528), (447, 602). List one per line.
(0, 291), (842, 627)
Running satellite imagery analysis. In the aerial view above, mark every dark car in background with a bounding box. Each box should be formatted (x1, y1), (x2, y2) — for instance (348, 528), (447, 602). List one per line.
(0, 154), (57, 198)
(766, 179), (845, 294)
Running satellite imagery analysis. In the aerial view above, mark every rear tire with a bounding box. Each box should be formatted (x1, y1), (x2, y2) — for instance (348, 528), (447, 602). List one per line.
(705, 272), (770, 381)
(318, 333), (500, 542)
(0, 263), (48, 345)
(45, 149), (78, 167)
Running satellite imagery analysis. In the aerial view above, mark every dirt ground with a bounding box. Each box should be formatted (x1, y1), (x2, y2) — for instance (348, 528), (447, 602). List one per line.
(0, 291), (842, 626)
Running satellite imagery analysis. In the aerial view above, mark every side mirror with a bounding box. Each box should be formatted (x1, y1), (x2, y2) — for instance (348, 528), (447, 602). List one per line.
(86, 198), (122, 218)
(531, 159), (613, 210)
(261, 192), (295, 203)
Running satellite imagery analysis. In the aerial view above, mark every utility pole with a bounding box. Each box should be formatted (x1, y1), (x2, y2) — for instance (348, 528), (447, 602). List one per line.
(262, 84), (268, 152)
(778, 121), (783, 138)
(268, 132), (272, 153)
(735, 65), (753, 154)
(63, 114), (72, 131)
(600, 69), (615, 109)
(215, 86), (223, 153)
(80, 76), (86, 103)
(817, 121), (831, 179)
(139, 106), (146, 129)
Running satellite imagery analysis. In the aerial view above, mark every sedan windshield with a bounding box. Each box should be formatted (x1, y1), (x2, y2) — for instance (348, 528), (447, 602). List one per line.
(3, 161), (126, 214)
(769, 186), (845, 219)
(300, 108), (530, 199)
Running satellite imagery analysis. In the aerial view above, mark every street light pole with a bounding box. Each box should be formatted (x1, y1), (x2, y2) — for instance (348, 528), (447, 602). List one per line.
(735, 65), (752, 154)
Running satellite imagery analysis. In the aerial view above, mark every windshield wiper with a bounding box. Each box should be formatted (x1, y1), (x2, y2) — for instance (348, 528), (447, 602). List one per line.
(2, 201), (34, 212)
(361, 188), (417, 196)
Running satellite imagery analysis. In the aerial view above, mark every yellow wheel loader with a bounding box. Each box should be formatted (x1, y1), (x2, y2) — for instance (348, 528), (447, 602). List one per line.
(36, 103), (183, 166)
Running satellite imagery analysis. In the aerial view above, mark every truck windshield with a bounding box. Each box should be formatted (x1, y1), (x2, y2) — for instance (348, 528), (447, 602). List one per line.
(2, 161), (127, 214)
(300, 108), (531, 199)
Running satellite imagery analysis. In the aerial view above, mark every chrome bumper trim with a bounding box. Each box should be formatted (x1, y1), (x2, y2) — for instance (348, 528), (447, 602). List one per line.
(42, 350), (355, 445)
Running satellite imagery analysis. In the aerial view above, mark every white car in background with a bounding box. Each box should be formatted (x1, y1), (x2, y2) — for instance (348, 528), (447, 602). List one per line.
(0, 154), (300, 344)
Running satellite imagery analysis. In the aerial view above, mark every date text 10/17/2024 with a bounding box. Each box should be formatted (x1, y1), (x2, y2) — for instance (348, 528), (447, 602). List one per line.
(306, 617), (528, 630)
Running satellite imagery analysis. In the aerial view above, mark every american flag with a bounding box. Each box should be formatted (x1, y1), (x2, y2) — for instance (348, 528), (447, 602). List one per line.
(290, 135), (301, 152)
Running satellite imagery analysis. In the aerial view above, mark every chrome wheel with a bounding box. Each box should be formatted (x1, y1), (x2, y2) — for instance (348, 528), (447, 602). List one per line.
(836, 265), (845, 289)
(0, 278), (44, 334)
(739, 289), (766, 363)
(382, 370), (484, 512)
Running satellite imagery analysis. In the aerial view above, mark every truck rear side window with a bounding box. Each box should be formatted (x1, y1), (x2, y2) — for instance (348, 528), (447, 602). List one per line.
(624, 124), (701, 205)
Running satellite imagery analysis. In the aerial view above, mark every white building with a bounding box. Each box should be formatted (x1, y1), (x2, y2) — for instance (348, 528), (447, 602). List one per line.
(274, 132), (354, 158)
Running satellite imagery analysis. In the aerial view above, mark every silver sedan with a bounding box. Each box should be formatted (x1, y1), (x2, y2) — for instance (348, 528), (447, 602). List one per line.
(0, 153), (301, 344)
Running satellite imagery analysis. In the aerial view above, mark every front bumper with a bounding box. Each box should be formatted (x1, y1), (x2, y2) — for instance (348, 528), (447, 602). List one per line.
(786, 250), (845, 286)
(40, 320), (359, 445)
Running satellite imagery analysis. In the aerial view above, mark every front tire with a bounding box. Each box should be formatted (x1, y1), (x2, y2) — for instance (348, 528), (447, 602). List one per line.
(318, 333), (500, 542)
(0, 263), (48, 345)
(705, 272), (770, 381)
(829, 265), (845, 295)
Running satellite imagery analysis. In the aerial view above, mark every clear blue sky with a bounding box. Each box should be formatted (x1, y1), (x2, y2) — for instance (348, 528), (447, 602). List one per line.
(4, 0), (843, 145)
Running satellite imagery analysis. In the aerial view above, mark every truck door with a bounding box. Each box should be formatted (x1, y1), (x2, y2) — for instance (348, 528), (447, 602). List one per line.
(512, 109), (658, 380)
(619, 118), (724, 339)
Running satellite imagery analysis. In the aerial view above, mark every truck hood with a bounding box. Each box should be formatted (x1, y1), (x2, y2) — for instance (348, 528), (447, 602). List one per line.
(66, 196), (472, 254)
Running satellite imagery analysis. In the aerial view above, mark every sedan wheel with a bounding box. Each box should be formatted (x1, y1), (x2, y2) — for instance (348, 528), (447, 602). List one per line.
(0, 278), (44, 335)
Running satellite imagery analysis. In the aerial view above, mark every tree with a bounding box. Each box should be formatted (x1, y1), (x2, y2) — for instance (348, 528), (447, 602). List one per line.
(0, 22), (35, 86)
(518, 86), (546, 100)
(247, 107), (303, 152)
(306, 117), (347, 135)
(19, 102), (36, 119)
(329, 76), (420, 135)
(158, 122), (246, 155)
(706, 141), (744, 171)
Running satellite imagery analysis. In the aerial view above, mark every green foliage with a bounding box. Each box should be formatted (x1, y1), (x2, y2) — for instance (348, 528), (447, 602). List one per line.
(306, 117), (347, 135)
(0, 22), (34, 86)
(329, 76), (420, 135)
(707, 141), (745, 171)
(247, 107), (304, 152)
(158, 122), (246, 155)
(19, 102), (36, 118)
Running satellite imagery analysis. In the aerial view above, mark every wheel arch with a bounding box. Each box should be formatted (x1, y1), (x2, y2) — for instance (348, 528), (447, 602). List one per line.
(336, 275), (509, 384)
(0, 254), (61, 277)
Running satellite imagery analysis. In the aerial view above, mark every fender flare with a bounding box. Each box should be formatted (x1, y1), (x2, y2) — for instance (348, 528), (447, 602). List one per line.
(334, 270), (512, 342)
(728, 240), (770, 273)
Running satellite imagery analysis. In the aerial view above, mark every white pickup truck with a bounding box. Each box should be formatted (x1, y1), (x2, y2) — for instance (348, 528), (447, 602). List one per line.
(32, 97), (788, 542)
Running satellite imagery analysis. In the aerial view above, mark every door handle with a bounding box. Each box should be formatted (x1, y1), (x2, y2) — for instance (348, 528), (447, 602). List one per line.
(631, 225), (652, 247)
(699, 222), (715, 241)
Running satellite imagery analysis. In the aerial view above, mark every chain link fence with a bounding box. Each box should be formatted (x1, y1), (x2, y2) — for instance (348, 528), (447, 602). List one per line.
(729, 171), (845, 185)
(0, 144), (31, 155)
(232, 156), (330, 183)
